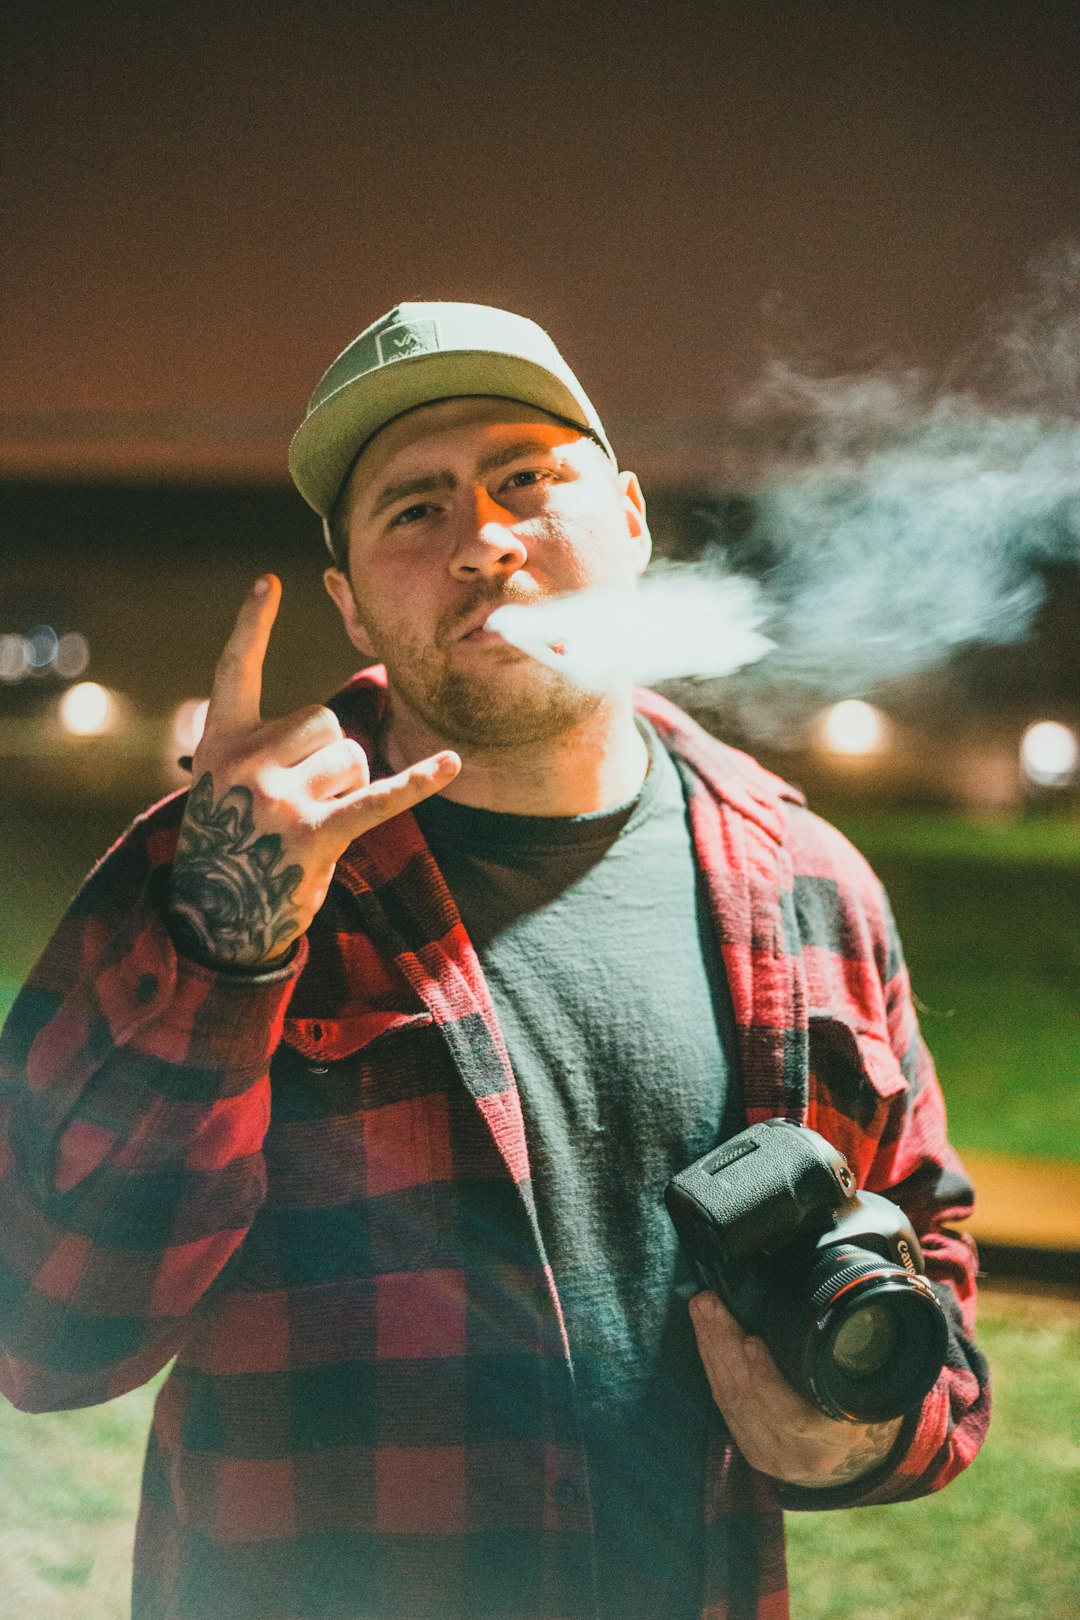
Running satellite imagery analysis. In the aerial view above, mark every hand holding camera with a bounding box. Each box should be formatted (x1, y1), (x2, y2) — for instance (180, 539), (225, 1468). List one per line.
(667, 1119), (950, 1487)
(686, 1289), (907, 1489)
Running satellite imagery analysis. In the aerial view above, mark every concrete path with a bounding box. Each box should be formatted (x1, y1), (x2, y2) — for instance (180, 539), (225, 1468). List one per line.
(962, 1150), (1080, 1250)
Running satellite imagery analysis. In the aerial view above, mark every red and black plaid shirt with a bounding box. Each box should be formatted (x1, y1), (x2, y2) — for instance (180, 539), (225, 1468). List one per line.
(0, 671), (989, 1620)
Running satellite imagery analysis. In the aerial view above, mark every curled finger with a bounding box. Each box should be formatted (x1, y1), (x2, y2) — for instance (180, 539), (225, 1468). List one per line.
(257, 704), (345, 768)
(297, 737), (371, 800)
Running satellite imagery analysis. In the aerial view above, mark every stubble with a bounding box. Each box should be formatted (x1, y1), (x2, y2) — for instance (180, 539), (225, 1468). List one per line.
(357, 585), (604, 748)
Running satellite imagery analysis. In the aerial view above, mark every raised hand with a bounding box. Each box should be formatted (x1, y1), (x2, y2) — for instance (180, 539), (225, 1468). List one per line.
(166, 575), (460, 969)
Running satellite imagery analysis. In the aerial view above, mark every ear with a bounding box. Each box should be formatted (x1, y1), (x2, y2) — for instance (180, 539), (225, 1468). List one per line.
(323, 567), (377, 658)
(618, 470), (652, 577)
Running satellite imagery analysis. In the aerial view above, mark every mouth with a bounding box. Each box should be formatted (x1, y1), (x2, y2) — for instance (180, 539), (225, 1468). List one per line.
(450, 598), (567, 661)
(460, 625), (508, 646)
(452, 602), (524, 648)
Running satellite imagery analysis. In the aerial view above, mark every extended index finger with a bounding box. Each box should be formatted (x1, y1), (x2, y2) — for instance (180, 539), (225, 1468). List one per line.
(205, 575), (281, 737)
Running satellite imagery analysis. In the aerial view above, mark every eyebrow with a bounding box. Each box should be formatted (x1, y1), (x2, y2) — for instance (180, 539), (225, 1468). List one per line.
(367, 437), (568, 520)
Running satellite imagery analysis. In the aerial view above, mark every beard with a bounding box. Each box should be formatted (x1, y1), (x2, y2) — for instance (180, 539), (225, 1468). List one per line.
(357, 584), (606, 748)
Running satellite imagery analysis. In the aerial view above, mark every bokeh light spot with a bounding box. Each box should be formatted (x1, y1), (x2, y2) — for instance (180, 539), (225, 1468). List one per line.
(55, 631), (91, 678)
(1020, 721), (1078, 788)
(59, 682), (116, 735)
(0, 634), (28, 683)
(24, 625), (60, 668)
(172, 698), (210, 755)
(820, 699), (889, 756)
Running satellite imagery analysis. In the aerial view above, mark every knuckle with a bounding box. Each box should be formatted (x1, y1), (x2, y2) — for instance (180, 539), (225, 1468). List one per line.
(300, 703), (342, 737)
(326, 739), (358, 771)
(251, 766), (288, 808)
(293, 702), (324, 724)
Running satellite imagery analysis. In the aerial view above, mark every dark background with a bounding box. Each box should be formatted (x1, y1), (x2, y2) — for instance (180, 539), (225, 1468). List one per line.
(3, 0), (1079, 737)
(3, 0), (1080, 483)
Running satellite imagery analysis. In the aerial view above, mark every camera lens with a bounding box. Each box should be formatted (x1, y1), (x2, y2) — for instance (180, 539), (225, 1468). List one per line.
(812, 1265), (947, 1422)
(762, 1246), (949, 1423)
(830, 1301), (899, 1378)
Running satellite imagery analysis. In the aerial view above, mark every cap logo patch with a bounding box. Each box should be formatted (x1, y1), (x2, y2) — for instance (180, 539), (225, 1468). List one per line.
(376, 319), (440, 365)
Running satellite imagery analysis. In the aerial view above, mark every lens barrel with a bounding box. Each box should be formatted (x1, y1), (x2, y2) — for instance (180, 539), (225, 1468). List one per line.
(763, 1246), (949, 1423)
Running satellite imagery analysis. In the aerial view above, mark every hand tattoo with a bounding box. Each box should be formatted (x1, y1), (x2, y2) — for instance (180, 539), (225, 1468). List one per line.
(784, 1419), (904, 1488)
(167, 773), (305, 968)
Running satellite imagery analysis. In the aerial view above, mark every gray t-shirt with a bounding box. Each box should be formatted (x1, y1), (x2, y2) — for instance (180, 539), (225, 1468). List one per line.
(413, 720), (743, 1620)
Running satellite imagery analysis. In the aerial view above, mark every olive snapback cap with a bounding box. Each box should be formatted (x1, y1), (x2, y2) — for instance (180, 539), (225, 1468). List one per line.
(287, 301), (616, 552)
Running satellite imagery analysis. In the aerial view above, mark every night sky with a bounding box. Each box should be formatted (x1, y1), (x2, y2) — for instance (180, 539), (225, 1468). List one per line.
(3, 0), (1080, 482)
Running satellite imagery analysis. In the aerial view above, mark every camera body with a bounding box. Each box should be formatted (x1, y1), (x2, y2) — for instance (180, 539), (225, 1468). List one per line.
(665, 1118), (949, 1423)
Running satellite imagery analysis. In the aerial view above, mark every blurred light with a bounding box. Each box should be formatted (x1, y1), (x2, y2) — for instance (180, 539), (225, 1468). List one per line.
(0, 626), (90, 682)
(172, 698), (210, 756)
(820, 699), (889, 756)
(1020, 720), (1078, 788)
(55, 631), (91, 679)
(0, 634), (28, 683)
(24, 625), (60, 668)
(59, 682), (117, 735)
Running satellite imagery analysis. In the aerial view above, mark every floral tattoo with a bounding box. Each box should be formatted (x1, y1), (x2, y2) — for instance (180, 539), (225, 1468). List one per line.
(167, 773), (305, 967)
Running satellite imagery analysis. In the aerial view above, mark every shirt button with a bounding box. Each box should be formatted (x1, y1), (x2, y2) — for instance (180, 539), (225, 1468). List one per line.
(134, 972), (159, 1005)
(551, 1478), (582, 1509)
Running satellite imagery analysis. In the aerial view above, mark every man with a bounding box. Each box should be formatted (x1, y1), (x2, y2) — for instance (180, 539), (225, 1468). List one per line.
(0, 302), (989, 1620)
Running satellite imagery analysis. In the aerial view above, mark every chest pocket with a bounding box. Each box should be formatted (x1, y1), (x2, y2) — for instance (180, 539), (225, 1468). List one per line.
(276, 1005), (442, 1210)
(806, 1013), (908, 1182)
(276, 1002), (439, 1134)
(261, 1006), (451, 1272)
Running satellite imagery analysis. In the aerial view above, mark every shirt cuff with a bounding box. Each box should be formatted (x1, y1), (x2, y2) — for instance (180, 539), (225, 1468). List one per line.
(91, 875), (310, 1088)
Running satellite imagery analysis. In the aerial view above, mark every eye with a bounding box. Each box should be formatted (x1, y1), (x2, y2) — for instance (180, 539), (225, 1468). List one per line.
(389, 501), (438, 528)
(503, 468), (555, 491)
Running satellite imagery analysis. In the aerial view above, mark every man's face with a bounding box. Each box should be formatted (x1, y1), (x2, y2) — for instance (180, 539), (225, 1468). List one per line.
(323, 396), (651, 747)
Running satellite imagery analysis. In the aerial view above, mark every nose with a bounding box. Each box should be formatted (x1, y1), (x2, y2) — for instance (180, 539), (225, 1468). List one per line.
(448, 486), (529, 581)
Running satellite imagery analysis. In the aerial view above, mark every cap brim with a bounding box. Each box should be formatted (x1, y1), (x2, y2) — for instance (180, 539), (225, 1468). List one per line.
(288, 350), (614, 517)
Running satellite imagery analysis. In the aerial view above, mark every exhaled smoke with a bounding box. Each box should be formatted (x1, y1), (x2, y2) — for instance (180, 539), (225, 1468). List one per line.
(719, 389), (1078, 696)
(494, 245), (1080, 732)
(487, 568), (774, 689)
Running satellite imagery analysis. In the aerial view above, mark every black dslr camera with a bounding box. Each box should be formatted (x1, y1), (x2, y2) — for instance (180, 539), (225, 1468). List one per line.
(665, 1119), (949, 1423)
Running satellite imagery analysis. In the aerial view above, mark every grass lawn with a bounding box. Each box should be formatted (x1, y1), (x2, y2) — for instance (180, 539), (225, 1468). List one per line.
(787, 1290), (1080, 1620)
(0, 1372), (162, 1620)
(0, 1292), (1075, 1618)
(825, 807), (1079, 1163)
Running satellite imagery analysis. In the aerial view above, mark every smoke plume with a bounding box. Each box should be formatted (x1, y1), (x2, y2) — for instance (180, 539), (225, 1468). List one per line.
(495, 245), (1080, 737)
